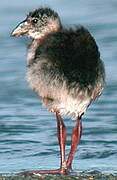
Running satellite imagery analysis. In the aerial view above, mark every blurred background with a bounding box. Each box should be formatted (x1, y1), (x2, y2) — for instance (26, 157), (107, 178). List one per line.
(0, 0), (117, 174)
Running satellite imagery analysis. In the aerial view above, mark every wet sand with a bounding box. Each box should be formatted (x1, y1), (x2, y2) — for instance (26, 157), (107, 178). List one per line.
(0, 171), (117, 180)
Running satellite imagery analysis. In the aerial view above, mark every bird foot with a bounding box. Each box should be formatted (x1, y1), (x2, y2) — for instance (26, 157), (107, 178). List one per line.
(20, 168), (71, 176)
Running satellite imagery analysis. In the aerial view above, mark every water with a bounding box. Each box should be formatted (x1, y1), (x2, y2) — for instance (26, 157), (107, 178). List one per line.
(0, 0), (117, 174)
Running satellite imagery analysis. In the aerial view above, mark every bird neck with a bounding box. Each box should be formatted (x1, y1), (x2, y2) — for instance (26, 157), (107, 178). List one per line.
(27, 39), (40, 66)
(27, 21), (62, 66)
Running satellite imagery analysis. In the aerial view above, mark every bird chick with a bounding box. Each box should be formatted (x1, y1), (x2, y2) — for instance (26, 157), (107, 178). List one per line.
(11, 7), (105, 175)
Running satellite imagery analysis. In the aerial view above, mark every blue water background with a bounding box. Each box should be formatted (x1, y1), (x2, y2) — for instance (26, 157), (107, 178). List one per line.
(0, 0), (117, 173)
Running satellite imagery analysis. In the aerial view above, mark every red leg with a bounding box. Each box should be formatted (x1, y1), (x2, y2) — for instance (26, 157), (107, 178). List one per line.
(21, 113), (68, 176)
(56, 112), (67, 174)
(20, 115), (82, 176)
(66, 117), (82, 170)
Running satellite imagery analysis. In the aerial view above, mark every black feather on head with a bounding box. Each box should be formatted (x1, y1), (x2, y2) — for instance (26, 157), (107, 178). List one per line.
(28, 7), (59, 20)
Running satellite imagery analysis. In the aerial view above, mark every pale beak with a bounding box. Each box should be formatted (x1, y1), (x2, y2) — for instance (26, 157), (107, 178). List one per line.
(11, 20), (30, 37)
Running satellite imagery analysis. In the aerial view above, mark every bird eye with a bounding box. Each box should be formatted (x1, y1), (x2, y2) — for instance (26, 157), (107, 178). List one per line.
(32, 18), (38, 24)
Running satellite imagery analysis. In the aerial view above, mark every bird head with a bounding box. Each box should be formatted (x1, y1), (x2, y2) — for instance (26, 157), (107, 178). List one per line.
(11, 7), (61, 39)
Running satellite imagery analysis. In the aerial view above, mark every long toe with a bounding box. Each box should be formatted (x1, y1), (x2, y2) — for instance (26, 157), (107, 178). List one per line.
(20, 168), (71, 176)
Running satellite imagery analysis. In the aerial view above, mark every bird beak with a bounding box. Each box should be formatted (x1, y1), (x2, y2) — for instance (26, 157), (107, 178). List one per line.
(11, 20), (30, 37)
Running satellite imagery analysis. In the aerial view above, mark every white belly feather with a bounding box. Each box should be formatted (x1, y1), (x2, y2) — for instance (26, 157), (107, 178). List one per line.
(26, 59), (95, 119)
(26, 43), (103, 119)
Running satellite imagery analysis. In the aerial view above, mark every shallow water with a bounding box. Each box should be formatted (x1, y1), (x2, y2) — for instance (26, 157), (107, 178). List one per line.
(0, 0), (117, 174)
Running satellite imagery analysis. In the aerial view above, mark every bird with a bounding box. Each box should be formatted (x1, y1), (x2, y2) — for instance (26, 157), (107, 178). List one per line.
(11, 7), (105, 175)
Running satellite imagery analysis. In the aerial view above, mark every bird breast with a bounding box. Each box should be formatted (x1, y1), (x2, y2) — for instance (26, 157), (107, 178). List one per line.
(26, 59), (99, 119)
